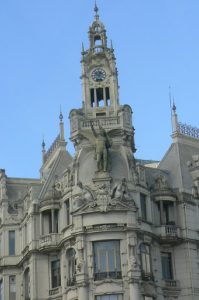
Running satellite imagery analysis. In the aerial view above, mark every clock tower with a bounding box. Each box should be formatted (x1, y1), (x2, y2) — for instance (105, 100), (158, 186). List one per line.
(69, 4), (136, 184)
(81, 4), (119, 117)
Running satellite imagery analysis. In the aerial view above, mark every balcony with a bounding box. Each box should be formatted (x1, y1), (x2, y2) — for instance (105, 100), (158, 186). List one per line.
(162, 279), (181, 295)
(49, 286), (62, 296)
(94, 271), (122, 281)
(155, 225), (181, 243)
(39, 233), (61, 250)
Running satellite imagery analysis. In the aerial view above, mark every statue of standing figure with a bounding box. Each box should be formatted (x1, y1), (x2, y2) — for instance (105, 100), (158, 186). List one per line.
(90, 122), (112, 172)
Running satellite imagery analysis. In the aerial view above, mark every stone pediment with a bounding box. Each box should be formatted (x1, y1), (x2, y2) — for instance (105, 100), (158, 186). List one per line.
(72, 197), (136, 215)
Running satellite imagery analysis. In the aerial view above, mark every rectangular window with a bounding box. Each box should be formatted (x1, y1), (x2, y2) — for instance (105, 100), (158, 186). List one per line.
(96, 88), (104, 107)
(96, 295), (122, 300)
(140, 244), (151, 277)
(66, 200), (70, 226)
(51, 260), (61, 288)
(105, 87), (110, 106)
(9, 231), (15, 256)
(93, 241), (121, 280)
(9, 275), (16, 300)
(161, 252), (173, 280)
(54, 210), (59, 233)
(140, 193), (147, 221)
(90, 88), (95, 107)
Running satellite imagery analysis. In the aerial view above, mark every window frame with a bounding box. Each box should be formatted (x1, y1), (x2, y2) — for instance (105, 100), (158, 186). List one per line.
(161, 252), (173, 280)
(140, 243), (152, 280)
(93, 240), (122, 280)
(51, 259), (61, 289)
(9, 275), (16, 300)
(9, 231), (15, 256)
(140, 193), (147, 221)
(67, 248), (76, 286)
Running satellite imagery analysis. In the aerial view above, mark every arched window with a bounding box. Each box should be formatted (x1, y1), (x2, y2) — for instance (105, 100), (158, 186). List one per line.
(24, 268), (30, 300)
(67, 248), (76, 286)
(94, 35), (102, 47)
(140, 243), (152, 280)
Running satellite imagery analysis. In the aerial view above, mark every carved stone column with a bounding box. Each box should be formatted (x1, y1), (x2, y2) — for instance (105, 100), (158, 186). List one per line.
(77, 285), (88, 300)
(129, 279), (140, 300)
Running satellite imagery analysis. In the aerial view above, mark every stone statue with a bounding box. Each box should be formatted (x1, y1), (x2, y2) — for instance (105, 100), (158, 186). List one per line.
(90, 122), (112, 172)
(112, 178), (131, 201)
(153, 174), (169, 190)
(73, 181), (94, 210)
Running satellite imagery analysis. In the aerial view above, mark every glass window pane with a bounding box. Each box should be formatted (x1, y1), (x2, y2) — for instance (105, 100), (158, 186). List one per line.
(93, 241), (121, 280)
(9, 231), (15, 256)
(161, 252), (173, 279)
(9, 276), (16, 300)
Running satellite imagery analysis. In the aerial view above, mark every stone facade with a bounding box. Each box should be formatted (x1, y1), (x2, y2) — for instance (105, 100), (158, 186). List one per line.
(0, 6), (199, 300)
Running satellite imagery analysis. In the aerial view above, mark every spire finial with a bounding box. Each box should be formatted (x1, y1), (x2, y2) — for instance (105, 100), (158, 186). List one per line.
(59, 106), (63, 122)
(172, 97), (176, 112)
(42, 136), (46, 150)
(94, 1), (99, 19)
(82, 42), (85, 53)
(42, 136), (46, 164)
(59, 107), (65, 140)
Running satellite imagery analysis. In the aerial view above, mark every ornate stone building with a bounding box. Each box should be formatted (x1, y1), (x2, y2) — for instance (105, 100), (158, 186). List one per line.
(1, 5), (199, 300)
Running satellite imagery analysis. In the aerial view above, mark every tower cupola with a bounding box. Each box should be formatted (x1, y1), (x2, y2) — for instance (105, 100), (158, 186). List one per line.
(88, 3), (107, 51)
(81, 4), (119, 117)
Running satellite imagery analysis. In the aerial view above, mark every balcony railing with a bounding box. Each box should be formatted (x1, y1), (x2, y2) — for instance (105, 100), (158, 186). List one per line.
(81, 117), (120, 130)
(39, 233), (61, 248)
(141, 272), (154, 281)
(94, 271), (122, 281)
(156, 225), (181, 241)
(163, 279), (180, 289)
(165, 225), (178, 236)
(165, 279), (177, 287)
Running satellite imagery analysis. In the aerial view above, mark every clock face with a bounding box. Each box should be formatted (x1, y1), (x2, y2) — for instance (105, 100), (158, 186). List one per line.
(91, 68), (106, 82)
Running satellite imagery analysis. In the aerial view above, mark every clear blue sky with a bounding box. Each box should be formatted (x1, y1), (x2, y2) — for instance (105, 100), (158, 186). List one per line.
(0, 0), (199, 178)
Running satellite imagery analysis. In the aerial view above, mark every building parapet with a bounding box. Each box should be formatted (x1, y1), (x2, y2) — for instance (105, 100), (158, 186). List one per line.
(43, 134), (63, 163)
(177, 122), (199, 139)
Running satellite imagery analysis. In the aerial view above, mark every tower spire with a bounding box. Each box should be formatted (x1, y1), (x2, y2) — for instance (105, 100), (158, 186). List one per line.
(59, 107), (65, 141)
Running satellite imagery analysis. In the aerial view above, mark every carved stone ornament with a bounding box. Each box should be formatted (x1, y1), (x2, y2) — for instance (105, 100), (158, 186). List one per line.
(111, 178), (134, 203)
(73, 182), (95, 211)
(0, 169), (7, 200)
(153, 174), (169, 191)
(95, 183), (112, 212)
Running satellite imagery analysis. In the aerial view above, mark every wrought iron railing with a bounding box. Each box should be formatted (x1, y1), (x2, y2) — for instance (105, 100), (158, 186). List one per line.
(165, 279), (177, 287)
(177, 122), (199, 139)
